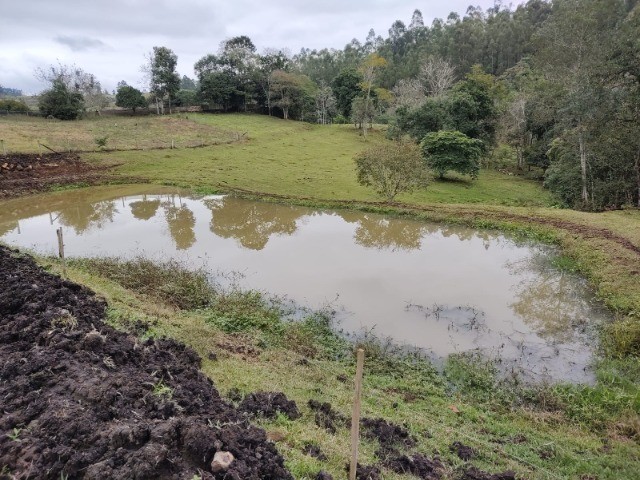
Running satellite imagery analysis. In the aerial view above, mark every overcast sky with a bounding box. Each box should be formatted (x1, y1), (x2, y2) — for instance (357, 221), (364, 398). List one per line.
(1, 1), (506, 95)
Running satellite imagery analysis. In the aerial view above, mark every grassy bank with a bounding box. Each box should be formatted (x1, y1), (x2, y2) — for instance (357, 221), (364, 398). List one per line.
(31, 255), (638, 480)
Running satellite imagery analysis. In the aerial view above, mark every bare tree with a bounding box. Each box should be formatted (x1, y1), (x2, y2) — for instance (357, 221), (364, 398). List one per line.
(358, 53), (387, 139)
(502, 96), (530, 169)
(315, 83), (336, 124)
(391, 78), (426, 111)
(35, 62), (108, 113)
(419, 56), (456, 97)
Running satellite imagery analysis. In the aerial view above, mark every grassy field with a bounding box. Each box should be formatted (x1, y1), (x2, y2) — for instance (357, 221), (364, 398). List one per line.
(0, 114), (238, 152)
(2, 113), (640, 478)
(74, 113), (556, 208)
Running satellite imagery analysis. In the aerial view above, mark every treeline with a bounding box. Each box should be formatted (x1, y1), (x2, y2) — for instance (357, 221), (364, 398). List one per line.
(26, 0), (640, 209)
(173, 0), (640, 209)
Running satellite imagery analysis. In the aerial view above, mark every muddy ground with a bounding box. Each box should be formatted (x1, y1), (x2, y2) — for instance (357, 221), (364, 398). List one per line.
(0, 153), (116, 199)
(0, 245), (292, 479)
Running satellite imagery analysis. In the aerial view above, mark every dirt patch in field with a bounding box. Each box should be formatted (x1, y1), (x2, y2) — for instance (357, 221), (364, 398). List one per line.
(0, 152), (118, 199)
(238, 392), (301, 420)
(361, 417), (417, 453)
(308, 399), (350, 433)
(0, 245), (292, 479)
(383, 453), (444, 479)
(450, 441), (477, 461)
(458, 466), (516, 480)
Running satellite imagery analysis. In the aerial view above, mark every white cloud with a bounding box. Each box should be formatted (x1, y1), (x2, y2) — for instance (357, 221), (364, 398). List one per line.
(0, 1), (506, 94)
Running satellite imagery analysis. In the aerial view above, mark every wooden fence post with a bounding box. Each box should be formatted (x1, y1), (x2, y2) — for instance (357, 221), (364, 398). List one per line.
(56, 227), (66, 278)
(349, 348), (365, 480)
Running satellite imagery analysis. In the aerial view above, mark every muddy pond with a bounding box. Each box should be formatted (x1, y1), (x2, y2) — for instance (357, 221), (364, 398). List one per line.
(0, 186), (610, 383)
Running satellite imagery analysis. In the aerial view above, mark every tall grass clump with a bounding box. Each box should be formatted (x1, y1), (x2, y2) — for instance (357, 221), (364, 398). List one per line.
(71, 256), (215, 310)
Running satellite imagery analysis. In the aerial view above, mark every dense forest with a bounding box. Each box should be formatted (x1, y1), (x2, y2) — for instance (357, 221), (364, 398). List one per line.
(9, 0), (640, 210)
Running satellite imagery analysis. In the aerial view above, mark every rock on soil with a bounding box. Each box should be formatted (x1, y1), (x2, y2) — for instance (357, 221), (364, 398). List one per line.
(238, 391), (301, 420)
(0, 246), (292, 479)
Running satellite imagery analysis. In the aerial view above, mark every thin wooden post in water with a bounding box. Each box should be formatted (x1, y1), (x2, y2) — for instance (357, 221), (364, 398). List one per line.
(349, 348), (365, 480)
(56, 227), (66, 278)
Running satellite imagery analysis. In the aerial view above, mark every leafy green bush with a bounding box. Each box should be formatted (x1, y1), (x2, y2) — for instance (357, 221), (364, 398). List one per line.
(0, 99), (29, 113)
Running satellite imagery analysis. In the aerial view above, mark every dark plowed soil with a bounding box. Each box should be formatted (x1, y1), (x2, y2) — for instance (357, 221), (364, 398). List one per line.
(238, 392), (301, 420)
(459, 466), (516, 480)
(361, 417), (417, 451)
(308, 399), (350, 433)
(345, 463), (382, 480)
(315, 471), (334, 480)
(450, 441), (477, 461)
(303, 443), (328, 461)
(0, 246), (292, 479)
(0, 152), (115, 199)
(384, 453), (444, 479)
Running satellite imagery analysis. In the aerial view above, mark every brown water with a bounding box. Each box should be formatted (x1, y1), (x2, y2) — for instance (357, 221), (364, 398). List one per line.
(0, 186), (608, 383)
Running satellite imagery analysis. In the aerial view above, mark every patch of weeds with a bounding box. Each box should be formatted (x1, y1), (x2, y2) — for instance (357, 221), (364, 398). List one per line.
(444, 352), (498, 395)
(51, 311), (78, 330)
(94, 136), (108, 150)
(151, 380), (173, 399)
(284, 311), (349, 360)
(205, 290), (284, 335)
(551, 254), (581, 273)
(72, 256), (215, 310)
(354, 329), (440, 380)
(7, 428), (22, 441)
(602, 317), (640, 357)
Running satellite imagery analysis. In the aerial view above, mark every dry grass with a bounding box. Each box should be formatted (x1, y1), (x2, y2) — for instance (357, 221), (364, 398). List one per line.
(0, 114), (239, 152)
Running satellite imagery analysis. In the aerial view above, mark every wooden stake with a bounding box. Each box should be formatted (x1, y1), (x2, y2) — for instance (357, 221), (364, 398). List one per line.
(56, 227), (66, 278)
(1, 139), (5, 155)
(349, 348), (365, 480)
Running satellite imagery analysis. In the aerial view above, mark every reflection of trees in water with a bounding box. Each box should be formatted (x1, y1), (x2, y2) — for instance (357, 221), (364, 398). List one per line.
(162, 195), (196, 250)
(508, 254), (591, 343)
(340, 211), (494, 251)
(58, 201), (118, 234)
(130, 195), (161, 220)
(205, 197), (303, 250)
(340, 212), (428, 251)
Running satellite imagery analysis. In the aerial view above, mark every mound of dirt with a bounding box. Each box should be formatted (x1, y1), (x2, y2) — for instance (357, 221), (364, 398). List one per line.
(384, 453), (444, 479)
(303, 443), (328, 461)
(450, 441), (477, 461)
(238, 392), (301, 420)
(459, 466), (516, 480)
(0, 152), (114, 199)
(345, 463), (382, 480)
(361, 417), (417, 452)
(0, 246), (292, 479)
(308, 399), (350, 433)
